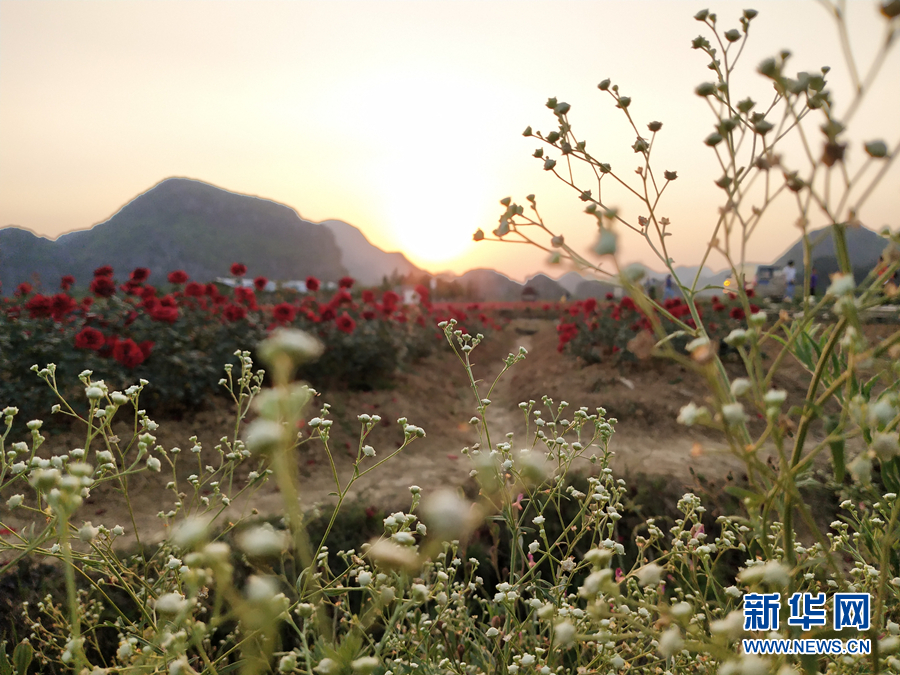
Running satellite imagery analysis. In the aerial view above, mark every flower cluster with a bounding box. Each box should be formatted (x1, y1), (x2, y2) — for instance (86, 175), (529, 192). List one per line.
(0, 266), (498, 423)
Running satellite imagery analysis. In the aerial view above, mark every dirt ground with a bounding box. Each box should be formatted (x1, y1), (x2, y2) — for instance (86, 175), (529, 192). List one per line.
(2, 319), (895, 550)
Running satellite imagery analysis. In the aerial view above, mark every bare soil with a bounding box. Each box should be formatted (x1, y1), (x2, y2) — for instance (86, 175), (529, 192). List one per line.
(3, 319), (895, 551)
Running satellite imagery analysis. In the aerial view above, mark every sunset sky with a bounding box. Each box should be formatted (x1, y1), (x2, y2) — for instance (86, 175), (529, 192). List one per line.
(1, 1), (897, 281)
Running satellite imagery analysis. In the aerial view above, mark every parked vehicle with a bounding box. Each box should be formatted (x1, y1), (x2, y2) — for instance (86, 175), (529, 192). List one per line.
(754, 265), (786, 298)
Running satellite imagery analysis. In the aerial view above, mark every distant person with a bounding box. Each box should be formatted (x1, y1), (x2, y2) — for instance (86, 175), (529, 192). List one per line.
(809, 267), (818, 296)
(783, 260), (797, 301)
(663, 275), (676, 300)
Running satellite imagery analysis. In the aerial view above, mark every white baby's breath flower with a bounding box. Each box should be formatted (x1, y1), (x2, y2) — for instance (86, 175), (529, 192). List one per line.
(722, 403), (747, 426)
(314, 658), (338, 674)
(739, 560), (790, 587)
(658, 626), (683, 658)
(238, 524), (286, 557)
(6, 494), (23, 509)
(78, 522), (99, 543)
(636, 562), (663, 587)
(155, 593), (188, 615)
(554, 621), (576, 645)
(730, 378), (752, 397)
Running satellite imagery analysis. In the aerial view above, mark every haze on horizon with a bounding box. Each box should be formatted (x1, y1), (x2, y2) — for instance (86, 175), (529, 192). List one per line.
(1, 1), (897, 282)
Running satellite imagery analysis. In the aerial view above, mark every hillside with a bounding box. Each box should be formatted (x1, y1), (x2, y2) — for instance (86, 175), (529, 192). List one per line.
(772, 225), (890, 281)
(321, 219), (422, 286)
(0, 178), (348, 292)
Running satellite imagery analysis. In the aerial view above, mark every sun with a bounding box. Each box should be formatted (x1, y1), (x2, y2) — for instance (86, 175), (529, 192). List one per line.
(375, 152), (488, 267)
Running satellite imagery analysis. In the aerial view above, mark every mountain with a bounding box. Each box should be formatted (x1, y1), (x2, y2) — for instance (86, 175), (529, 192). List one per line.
(455, 269), (522, 302)
(522, 273), (568, 301)
(320, 219), (422, 286)
(0, 178), (348, 293)
(772, 225), (891, 281)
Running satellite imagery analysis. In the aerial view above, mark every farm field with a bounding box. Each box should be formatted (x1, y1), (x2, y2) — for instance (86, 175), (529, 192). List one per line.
(5, 314), (891, 550)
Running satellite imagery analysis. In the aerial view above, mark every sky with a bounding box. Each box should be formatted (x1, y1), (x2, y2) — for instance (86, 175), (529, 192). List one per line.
(1, 1), (897, 282)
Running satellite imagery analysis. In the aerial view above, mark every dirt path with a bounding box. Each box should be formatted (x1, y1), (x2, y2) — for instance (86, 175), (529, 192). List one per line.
(2, 319), (847, 551)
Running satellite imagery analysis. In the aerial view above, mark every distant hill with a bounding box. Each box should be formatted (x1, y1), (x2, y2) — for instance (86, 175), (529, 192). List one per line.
(0, 178), (348, 293)
(455, 269), (522, 302)
(522, 273), (568, 301)
(772, 225), (890, 281)
(321, 219), (422, 286)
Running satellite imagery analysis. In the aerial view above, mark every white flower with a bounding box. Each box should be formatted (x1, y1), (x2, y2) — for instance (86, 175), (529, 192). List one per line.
(245, 575), (279, 603)
(351, 656), (379, 674)
(112, 525), (125, 536)
(658, 626), (683, 658)
(237, 525), (286, 557)
(763, 389), (787, 407)
(827, 273), (855, 296)
(314, 658), (338, 674)
(730, 378), (752, 397)
(78, 522), (99, 543)
(532, 515), (546, 526)
(146, 457), (161, 472)
(677, 402), (709, 427)
(554, 621), (576, 645)
(710, 610), (745, 639)
(724, 329), (748, 347)
(420, 489), (473, 540)
(6, 494), (23, 509)
(357, 571), (372, 587)
(486, 627), (500, 637)
(155, 593), (188, 614)
(872, 433), (900, 461)
(722, 403), (747, 426)
(636, 562), (663, 587)
(738, 560), (790, 587)
(520, 654), (535, 666)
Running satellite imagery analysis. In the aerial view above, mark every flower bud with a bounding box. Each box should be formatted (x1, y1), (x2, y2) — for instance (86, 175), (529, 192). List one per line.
(865, 140), (888, 158)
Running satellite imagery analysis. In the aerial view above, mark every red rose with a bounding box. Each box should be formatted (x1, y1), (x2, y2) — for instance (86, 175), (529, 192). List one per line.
(729, 307), (746, 320)
(336, 312), (356, 333)
(362, 290), (375, 304)
(362, 309), (376, 320)
(113, 338), (145, 368)
(150, 306), (179, 323)
(90, 276), (116, 298)
(93, 265), (113, 278)
(167, 270), (189, 284)
(273, 302), (296, 323)
(305, 276), (320, 292)
(50, 293), (77, 320)
(25, 294), (52, 318)
(60, 275), (76, 291)
(230, 263), (247, 277)
(233, 288), (257, 310)
(223, 304), (247, 322)
(382, 290), (399, 311)
(583, 298), (597, 314)
(138, 340), (154, 359)
(15, 283), (32, 296)
(130, 267), (150, 282)
(338, 276), (355, 289)
(205, 283), (219, 297)
(184, 282), (205, 297)
(74, 327), (105, 350)
(319, 307), (336, 322)
(254, 276), (268, 291)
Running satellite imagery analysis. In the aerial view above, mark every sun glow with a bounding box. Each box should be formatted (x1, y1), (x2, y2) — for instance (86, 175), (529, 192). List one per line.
(323, 65), (514, 269)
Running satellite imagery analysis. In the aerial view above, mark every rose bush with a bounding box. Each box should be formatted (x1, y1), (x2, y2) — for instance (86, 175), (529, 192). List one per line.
(0, 267), (498, 425)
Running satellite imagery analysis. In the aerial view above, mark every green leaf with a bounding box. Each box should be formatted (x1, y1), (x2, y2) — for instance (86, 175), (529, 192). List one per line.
(800, 653), (820, 675)
(12, 643), (31, 675)
(724, 486), (764, 505)
(824, 415), (845, 483)
(0, 644), (13, 675)
(882, 457), (900, 494)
